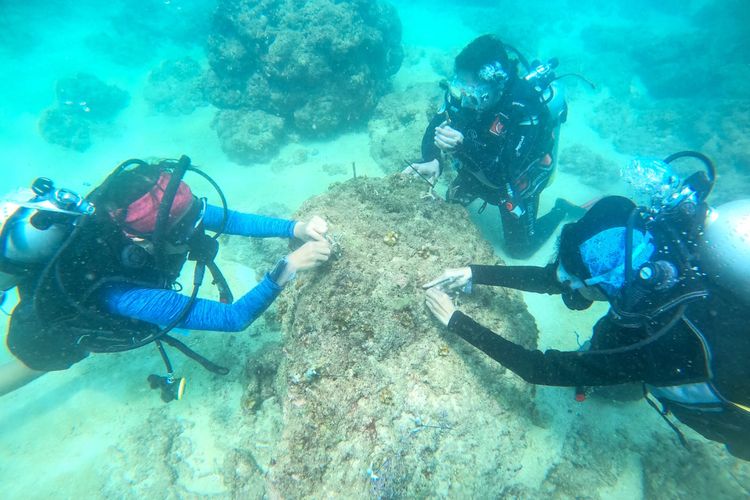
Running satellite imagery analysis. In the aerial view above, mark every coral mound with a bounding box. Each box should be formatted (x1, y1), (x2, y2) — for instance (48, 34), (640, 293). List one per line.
(368, 83), (442, 173)
(212, 109), (285, 165)
(205, 0), (403, 162)
(144, 57), (207, 116)
(249, 175), (539, 497)
(38, 73), (129, 151)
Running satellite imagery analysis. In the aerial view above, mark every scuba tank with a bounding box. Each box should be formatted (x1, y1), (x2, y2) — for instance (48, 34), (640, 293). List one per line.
(523, 57), (567, 125)
(621, 153), (750, 450)
(700, 199), (750, 304)
(543, 81), (566, 125)
(0, 178), (95, 290)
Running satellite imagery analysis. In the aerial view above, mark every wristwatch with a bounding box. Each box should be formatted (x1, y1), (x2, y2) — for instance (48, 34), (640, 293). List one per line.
(269, 256), (296, 286)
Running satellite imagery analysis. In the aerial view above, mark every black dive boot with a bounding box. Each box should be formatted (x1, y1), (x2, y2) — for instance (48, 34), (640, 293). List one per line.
(554, 198), (587, 219)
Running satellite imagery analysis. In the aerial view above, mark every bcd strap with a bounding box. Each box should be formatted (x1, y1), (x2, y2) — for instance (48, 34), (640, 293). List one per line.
(152, 155), (191, 275)
(207, 261), (234, 304)
(643, 385), (689, 449)
(161, 334), (229, 375)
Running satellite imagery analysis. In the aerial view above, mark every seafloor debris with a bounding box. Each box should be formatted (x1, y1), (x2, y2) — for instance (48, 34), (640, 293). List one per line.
(382, 230), (399, 246)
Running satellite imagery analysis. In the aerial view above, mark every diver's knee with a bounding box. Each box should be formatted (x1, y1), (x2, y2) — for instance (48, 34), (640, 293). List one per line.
(502, 238), (536, 259)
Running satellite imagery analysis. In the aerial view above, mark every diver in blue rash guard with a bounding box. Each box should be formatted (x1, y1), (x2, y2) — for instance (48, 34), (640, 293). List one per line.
(404, 34), (583, 258)
(424, 153), (750, 460)
(0, 156), (332, 401)
(99, 202), (314, 332)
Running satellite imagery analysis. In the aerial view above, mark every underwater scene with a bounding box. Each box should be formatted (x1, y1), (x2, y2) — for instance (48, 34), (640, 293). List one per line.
(1, 0), (749, 498)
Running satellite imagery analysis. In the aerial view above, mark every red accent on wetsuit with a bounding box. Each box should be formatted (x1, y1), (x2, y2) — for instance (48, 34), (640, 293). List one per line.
(489, 116), (504, 136)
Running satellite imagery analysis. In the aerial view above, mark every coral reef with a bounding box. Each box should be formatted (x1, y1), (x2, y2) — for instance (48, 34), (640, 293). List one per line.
(211, 109), (285, 165)
(86, 177), (750, 499)
(38, 73), (129, 151)
(242, 342), (284, 413)
(252, 175), (539, 497)
(144, 57), (207, 116)
(204, 0), (403, 161)
(368, 83), (442, 173)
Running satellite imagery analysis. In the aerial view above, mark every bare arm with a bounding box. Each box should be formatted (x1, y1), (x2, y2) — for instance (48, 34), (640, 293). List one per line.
(0, 359), (45, 397)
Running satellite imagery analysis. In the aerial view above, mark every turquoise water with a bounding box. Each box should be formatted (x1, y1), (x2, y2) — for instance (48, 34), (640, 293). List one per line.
(1, 0), (749, 497)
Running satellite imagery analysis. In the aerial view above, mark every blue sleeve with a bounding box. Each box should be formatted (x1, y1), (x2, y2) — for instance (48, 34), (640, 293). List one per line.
(203, 204), (296, 238)
(100, 276), (283, 332)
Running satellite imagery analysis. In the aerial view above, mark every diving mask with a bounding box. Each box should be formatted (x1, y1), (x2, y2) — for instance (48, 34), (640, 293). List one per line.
(448, 64), (507, 111)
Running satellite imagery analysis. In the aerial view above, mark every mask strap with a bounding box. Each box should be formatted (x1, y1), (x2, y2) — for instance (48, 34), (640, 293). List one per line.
(152, 156), (191, 272)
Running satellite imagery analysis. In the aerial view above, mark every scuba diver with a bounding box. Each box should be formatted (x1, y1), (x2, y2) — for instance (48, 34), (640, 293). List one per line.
(0, 156), (332, 402)
(404, 34), (588, 258)
(423, 151), (750, 460)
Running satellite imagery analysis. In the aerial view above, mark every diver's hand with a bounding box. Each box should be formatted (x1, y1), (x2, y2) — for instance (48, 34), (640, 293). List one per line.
(434, 121), (464, 151)
(422, 267), (472, 291)
(293, 215), (329, 242)
(287, 240), (331, 271)
(275, 241), (331, 286)
(425, 288), (456, 327)
(402, 159), (440, 184)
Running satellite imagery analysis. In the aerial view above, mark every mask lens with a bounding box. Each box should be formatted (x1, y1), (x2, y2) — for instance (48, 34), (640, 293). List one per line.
(557, 263), (586, 290)
(461, 95), (479, 109)
(449, 76), (497, 111)
(449, 77), (466, 101)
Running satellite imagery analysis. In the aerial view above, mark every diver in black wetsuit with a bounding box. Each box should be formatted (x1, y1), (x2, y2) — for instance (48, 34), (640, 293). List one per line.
(423, 152), (750, 460)
(404, 35), (580, 258)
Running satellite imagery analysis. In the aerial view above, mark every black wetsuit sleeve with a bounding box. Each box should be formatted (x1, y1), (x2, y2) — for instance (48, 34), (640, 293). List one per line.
(469, 263), (563, 295)
(447, 311), (656, 387)
(420, 114), (446, 163)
